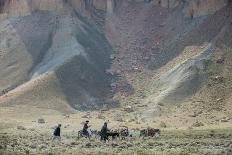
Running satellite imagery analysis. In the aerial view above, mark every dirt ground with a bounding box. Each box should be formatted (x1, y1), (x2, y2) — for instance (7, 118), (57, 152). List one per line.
(0, 105), (231, 155)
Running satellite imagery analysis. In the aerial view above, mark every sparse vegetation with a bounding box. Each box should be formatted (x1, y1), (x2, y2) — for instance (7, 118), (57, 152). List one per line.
(0, 128), (231, 155)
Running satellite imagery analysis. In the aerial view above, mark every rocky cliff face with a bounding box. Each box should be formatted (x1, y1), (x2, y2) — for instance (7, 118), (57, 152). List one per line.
(0, 0), (229, 19)
(0, 0), (231, 112)
(0, 0), (64, 20)
(184, 0), (228, 17)
(68, 0), (230, 19)
(69, 0), (229, 18)
(0, 0), (115, 110)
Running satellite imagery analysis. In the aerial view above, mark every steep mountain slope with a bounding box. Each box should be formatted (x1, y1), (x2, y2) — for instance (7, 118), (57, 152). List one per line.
(0, 0), (231, 127)
(104, 0), (232, 125)
(0, 1), (114, 111)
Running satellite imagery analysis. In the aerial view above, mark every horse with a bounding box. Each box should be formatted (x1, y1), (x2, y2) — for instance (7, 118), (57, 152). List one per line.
(107, 131), (120, 140)
(77, 129), (96, 139)
(100, 130), (120, 141)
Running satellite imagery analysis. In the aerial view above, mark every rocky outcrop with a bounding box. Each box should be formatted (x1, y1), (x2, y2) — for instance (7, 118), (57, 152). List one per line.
(31, 0), (64, 11)
(149, 44), (213, 105)
(0, 0), (65, 19)
(184, 0), (228, 17)
(0, 0), (114, 110)
(151, 0), (228, 17)
(67, 0), (115, 16)
(0, 0), (229, 19)
(0, 0), (31, 17)
(93, 0), (107, 11)
(0, 0), (6, 13)
(0, 0), (115, 20)
(153, 0), (181, 9)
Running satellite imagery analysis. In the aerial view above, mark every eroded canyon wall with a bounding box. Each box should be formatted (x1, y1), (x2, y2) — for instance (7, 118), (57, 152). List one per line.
(184, 0), (228, 17)
(0, 0), (229, 19)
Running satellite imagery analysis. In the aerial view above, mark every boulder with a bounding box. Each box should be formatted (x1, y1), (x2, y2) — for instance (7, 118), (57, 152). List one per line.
(124, 106), (134, 113)
(38, 118), (45, 124)
(184, 0), (228, 18)
(188, 112), (198, 117)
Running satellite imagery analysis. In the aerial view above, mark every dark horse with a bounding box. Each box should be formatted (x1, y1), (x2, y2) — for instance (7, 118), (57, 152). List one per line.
(106, 132), (120, 140)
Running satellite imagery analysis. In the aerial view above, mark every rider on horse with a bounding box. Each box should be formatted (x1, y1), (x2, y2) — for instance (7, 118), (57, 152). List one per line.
(83, 120), (91, 137)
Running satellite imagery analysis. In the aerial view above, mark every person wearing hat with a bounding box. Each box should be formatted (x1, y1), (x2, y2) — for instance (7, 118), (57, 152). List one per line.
(83, 120), (91, 137)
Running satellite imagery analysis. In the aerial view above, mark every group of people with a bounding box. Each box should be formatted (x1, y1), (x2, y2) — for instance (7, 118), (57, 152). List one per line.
(53, 120), (117, 142)
(53, 121), (160, 141)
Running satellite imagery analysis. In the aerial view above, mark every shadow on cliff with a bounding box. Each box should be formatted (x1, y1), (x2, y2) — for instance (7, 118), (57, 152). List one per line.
(55, 12), (118, 110)
(9, 11), (56, 74)
(8, 10), (119, 110)
(0, 0), (5, 13)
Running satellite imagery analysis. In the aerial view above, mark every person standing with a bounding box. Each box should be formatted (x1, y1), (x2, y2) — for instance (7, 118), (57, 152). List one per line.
(100, 122), (110, 142)
(53, 124), (61, 140)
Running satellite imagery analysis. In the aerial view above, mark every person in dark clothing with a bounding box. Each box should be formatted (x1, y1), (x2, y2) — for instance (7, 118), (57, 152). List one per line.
(124, 127), (129, 137)
(100, 122), (110, 142)
(83, 120), (91, 137)
(53, 124), (61, 140)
